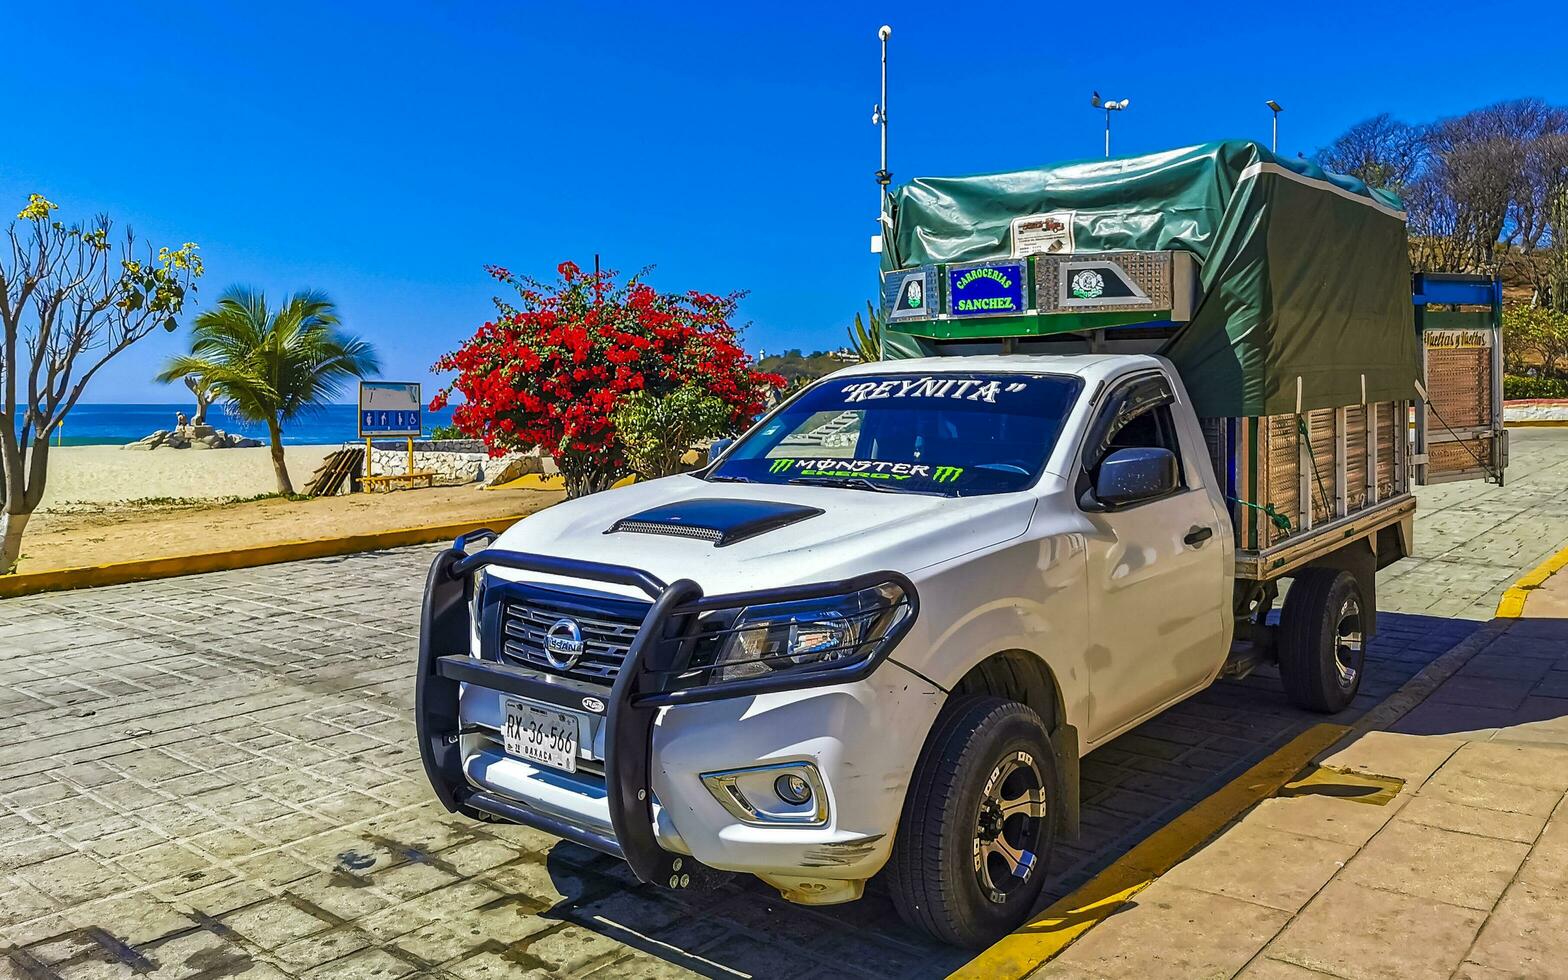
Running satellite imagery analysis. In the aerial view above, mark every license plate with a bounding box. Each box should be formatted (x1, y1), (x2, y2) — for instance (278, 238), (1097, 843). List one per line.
(502, 699), (579, 773)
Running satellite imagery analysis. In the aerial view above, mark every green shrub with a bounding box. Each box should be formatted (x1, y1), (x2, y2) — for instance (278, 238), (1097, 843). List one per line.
(430, 423), (464, 440)
(1504, 374), (1568, 400)
(613, 385), (732, 480)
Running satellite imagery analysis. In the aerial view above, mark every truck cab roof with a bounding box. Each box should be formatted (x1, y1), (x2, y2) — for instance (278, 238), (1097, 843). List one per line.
(827, 353), (1166, 385)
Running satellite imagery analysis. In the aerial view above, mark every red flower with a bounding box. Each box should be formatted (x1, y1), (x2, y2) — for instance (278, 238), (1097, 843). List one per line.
(430, 259), (781, 493)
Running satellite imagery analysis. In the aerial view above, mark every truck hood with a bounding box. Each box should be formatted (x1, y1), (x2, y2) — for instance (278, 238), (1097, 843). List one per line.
(486, 473), (1037, 597)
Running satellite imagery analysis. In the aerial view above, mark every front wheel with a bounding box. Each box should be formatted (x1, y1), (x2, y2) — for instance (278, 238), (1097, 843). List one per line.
(889, 695), (1057, 948)
(1278, 568), (1366, 713)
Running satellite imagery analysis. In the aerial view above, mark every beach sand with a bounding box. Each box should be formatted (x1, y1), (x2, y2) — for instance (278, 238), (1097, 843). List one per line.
(38, 444), (341, 509)
(20, 483), (562, 573)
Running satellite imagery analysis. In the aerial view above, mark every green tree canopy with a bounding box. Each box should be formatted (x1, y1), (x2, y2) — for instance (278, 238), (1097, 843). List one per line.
(159, 287), (379, 494)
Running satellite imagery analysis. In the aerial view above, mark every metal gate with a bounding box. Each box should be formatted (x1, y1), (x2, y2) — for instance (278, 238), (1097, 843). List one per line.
(1412, 273), (1507, 486)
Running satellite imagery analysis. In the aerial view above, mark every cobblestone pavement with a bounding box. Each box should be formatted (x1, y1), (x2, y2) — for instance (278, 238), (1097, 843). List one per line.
(1381, 427), (1568, 619)
(2, 432), (1563, 979)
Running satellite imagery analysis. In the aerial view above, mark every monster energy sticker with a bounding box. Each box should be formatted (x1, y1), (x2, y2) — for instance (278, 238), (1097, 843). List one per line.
(1012, 211), (1075, 257)
(883, 267), (935, 321)
(766, 458), (964, 483)
(840, 376), (1030, 404)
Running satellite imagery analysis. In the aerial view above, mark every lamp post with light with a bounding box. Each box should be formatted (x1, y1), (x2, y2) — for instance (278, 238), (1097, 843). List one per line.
(1091, 92), (1129, 158)
(872, 26), (892, 221)
(1266, 100), (1284, 153)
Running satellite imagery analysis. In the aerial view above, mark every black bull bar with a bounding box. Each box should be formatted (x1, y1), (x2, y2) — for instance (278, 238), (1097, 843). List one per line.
(414, 529), (918, 885)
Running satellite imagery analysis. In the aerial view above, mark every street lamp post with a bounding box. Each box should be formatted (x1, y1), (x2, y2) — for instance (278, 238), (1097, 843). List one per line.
(1091, 92), (1129, 158)
(872, 26), (892, 222)
(1266, 100), (1284, 153)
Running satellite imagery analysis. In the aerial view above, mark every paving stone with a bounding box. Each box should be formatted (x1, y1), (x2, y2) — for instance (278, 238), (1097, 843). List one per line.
(1419, 766), (1563, 817)
(1464, 879), (1568, 979)
(224, 899), (335, 949)
(1445, 741), (1568, 792)
(299, 946), (415, 980)
(1428, 676), (1537, 710)
(1245, 793), (1407, 848)
(1399, 795), (1549, 844)
(1515, 817), (1568, 891)
(1265, 878), (1485, 980)
(1236, 958), (1342, 978)
(1041, 881), (1289, 977)
(1157, 821), (1358, 913)
(1320, 731), (1462, 788)
(1339, 818), (1529, 911)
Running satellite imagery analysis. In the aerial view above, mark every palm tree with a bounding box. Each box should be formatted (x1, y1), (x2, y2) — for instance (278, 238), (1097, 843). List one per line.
(159, 287), (380, 494)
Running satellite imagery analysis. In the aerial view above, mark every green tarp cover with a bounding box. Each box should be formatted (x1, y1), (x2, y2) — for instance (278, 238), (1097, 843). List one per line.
(881, 140), (1419, 417)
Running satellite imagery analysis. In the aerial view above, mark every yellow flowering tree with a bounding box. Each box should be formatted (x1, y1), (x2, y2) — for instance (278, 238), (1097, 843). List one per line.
(0, 195), (204, 572)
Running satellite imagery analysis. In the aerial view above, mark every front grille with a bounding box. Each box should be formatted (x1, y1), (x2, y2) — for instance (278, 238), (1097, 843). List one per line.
(497, 588), (646, 685)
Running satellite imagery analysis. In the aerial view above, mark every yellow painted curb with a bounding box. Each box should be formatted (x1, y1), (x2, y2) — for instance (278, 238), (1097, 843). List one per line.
(0, 514), (528, 600)
(1504, 419), (1568, 428)
(952, 722), (1350, 980)
(1496, 539), (1568, 618)
(485, 473), (636, 492)
(487, 473), (567, 491)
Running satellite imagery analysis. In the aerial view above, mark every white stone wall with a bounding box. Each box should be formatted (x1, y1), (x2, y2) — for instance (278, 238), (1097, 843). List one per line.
(364, 443), (561, 486)
(368, 448), (492, 484)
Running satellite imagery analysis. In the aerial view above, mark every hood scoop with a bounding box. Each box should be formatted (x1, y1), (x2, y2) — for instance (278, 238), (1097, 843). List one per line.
(606, 498), (824, 547)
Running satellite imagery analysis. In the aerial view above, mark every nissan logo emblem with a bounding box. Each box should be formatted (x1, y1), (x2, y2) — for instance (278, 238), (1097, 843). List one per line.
(543, 617), (586, 671)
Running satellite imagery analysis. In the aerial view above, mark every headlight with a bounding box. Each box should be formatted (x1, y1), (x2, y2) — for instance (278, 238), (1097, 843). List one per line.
(682, 581), (914, 687)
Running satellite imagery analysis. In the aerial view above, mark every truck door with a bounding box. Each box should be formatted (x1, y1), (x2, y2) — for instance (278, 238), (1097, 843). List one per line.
(1077, 373), (1229, 743)
(1412, 274), (1508, 486)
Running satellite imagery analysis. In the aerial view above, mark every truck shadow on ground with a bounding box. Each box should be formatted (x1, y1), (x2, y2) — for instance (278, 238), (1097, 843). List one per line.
(541, 609), (1485, 979)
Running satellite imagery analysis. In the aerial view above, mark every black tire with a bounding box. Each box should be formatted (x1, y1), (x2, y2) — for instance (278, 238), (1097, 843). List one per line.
(889, 695), (1058, 948)
(1278, 568), (1366, 713)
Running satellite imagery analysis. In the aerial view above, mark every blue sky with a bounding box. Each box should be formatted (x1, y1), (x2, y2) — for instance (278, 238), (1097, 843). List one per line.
(3, 0), (1563, 402)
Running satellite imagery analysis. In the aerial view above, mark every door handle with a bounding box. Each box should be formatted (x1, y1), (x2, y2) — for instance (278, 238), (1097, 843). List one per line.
(1184, 525), (1214, 547)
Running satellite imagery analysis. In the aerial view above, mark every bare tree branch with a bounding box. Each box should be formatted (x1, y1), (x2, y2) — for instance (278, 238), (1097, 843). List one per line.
(0, 194), (202, 570)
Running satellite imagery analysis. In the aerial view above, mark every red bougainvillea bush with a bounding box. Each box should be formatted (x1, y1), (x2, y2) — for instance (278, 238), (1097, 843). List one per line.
(431, 261), (782, 497)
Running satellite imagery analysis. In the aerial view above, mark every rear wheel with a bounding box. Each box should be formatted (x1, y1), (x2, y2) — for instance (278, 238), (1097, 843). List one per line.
(1278, 568), (1365, 713)
(889, 695), (1057, 948)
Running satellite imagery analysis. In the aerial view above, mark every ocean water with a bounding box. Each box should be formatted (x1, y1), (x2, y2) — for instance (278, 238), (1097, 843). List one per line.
(41, 403), (459, 447)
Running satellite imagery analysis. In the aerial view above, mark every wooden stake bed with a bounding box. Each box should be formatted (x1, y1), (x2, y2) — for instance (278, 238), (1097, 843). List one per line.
(1202, 400), (1413, 582)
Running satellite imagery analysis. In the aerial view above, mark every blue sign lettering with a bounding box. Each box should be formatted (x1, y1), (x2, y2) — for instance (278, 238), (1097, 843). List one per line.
(948, 261), (1026, 318)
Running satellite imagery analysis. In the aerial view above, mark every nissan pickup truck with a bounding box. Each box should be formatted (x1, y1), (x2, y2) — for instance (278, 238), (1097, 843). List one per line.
(416, 142), (1508, 947)
(417, 352), (1414, 947)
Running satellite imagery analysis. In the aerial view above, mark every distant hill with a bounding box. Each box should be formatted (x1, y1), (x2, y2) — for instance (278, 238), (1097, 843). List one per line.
(757, 348), (860, 389)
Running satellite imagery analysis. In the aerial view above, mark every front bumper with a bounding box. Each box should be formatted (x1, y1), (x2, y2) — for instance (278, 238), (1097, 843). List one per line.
(414, 531), (924, 888)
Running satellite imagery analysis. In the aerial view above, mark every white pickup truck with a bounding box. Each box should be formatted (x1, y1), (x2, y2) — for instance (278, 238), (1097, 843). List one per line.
(415, 352), (1423, 947)
(417, 145), (1511, 947)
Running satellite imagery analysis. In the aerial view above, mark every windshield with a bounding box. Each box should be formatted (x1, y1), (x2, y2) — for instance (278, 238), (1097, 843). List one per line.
(708, 372), (1083, 497)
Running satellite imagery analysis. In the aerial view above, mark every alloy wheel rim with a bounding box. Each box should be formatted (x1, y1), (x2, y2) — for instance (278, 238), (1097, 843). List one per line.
(972, 750), (1048, 904)
(1334, 593), (1363, 690)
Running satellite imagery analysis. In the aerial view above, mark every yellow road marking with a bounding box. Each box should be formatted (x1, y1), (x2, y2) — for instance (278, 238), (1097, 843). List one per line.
(1496, 539), (1568, 618)
(485, 473), (637, 491)
(1504, 419), (1568, 427)
(0, 514), (529, 599)
(952, 722), (1350, 980)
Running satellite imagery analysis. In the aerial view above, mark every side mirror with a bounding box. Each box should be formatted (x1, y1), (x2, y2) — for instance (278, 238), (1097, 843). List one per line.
(1094, 447), (1179, 509)
(706, 438), (736, 465)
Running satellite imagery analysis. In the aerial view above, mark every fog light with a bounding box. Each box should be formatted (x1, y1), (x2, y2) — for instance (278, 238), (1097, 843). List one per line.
(775, 773), (812, 805)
